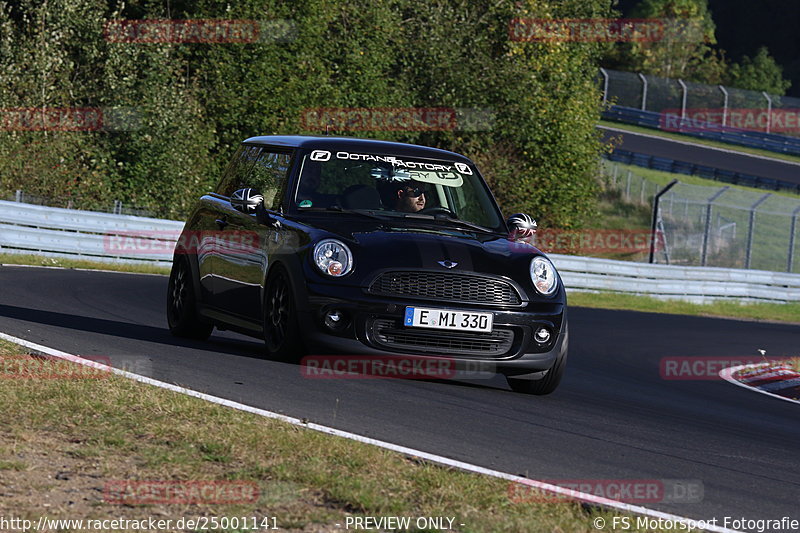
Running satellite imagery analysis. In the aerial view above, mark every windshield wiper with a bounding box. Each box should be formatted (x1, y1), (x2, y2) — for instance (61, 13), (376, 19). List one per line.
(325, 205), (388, 221)
(403, 213), (496, 234)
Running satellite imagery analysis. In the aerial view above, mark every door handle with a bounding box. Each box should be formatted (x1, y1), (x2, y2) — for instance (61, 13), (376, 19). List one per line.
(215, 218), (229, 229)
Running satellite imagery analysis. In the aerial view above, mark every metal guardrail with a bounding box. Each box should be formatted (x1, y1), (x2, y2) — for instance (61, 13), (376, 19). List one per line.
(602, 105), (800, 157)
(550, 254), (800, 304)
(2, 200), (799, 303)
(605, 148), (799, 193)
(0, 200), (183, 267)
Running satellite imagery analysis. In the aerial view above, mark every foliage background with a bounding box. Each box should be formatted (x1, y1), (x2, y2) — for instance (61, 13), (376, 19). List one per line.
(604, 0), (792, 95)
(0, 0), (611, 227)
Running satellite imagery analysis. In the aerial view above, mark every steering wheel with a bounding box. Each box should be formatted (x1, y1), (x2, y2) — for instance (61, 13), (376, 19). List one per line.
(420, 206), (455, 216)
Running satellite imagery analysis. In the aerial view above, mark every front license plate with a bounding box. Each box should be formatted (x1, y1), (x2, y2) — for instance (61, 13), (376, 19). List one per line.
(404, 307), (493, 332)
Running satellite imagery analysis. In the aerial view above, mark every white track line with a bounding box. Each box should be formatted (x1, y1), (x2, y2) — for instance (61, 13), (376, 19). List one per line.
(0, 331), (740, 532)
(720, 364), (800, 406)
(598, 125), (800, 167)
(0, 263), (166, 276)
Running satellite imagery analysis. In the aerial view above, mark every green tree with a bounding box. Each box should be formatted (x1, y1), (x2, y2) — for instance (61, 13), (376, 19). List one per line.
(616, 0), (726, 83)
(726, 47), (792, 95)
(0, 0), (110, 207)
(0, 0), (611, 227)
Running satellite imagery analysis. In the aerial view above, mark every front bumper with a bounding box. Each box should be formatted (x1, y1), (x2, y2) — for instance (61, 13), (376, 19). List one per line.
(296, 280), (567, 376)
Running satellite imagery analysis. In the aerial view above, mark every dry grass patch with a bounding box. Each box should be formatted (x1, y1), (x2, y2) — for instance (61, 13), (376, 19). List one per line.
(0, 340), (684, 532)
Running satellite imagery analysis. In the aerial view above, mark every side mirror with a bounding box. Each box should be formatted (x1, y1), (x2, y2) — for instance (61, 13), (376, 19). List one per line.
(231, 188), (264, 214)
(506, 213), (537, 240)
(231, 187), (279, 228)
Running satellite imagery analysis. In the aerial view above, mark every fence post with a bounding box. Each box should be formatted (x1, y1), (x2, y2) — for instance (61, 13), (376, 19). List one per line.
(701, 186), (729, 266)
(788, 206), (800, 273)
(718, 85), (728, 127)
(599, 68), (609, 104)
(678, 79), (688, 119)
(640, 178), (646, 204)
(638, 73), (648, 111)
(762, 92), (773, 134)
(745, 193), (771, 269)
(15, 190), (22, 202)
(626, 171), (632, 200)
(650, 179), (679, 263)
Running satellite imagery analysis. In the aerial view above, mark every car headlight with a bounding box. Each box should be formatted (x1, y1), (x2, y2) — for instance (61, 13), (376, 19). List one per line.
(530, 256), (558, 295)
(313, 239), (353, 277)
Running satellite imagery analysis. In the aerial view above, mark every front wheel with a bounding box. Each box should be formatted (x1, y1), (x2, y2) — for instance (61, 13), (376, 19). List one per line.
(506, 329), (568, 395)
(167, 256), (213, 340)
(263, 268), (304, 361)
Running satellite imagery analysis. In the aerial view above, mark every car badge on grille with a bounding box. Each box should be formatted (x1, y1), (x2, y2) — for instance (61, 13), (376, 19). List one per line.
(437, 260), (458, 269)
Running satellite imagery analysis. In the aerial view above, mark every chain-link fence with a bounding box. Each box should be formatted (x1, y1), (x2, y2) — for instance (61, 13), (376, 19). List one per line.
(600, 68), (800, 136)
(602, 162), (663, 206)
(601, 161), (800, 272)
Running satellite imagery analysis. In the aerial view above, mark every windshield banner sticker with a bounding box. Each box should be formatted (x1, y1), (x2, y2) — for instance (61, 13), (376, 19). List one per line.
(326, 151), (471, 186)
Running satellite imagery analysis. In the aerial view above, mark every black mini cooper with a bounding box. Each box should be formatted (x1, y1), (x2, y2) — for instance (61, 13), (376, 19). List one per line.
(167, 136), (568, 394)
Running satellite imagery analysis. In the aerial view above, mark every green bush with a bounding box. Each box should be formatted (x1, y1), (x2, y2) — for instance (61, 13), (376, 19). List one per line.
(0, 0), (610, 226)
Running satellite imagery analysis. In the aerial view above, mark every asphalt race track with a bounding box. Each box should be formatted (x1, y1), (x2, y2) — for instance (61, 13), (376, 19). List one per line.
(1, 265), (798, 527)
(599, 126), (800, 185)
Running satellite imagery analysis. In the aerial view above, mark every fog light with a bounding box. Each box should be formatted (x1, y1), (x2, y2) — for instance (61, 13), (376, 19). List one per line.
(534, 327), (551, 343)
(324, 309), (346, 330)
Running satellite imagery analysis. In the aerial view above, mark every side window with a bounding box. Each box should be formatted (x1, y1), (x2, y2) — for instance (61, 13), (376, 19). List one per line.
(247, 150), (292, 210)
(215, 145), (261, 197)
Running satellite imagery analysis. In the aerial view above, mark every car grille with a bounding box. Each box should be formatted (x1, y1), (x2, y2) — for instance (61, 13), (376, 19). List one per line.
(367, 271), (522, 306)
(371, 319), (515, 357)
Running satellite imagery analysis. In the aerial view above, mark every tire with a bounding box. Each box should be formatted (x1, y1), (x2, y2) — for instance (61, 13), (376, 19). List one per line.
(166, 256), (213, 340)
(263, 267), (304, 361)
(506, 329), (568, 395)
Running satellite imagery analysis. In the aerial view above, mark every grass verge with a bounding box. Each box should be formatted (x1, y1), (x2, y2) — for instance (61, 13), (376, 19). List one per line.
(602, 160), (800, 200)
(0, 252), (170, 275)
(0, 338), (681, 532)
(569, 291), (800, 324)
(599, 120), (800, 165)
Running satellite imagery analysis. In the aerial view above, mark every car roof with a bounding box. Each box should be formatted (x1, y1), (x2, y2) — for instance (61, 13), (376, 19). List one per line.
(241, 135), (473, 162)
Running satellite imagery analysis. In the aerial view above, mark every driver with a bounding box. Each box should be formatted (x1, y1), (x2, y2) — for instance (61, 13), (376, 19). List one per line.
(392, 180), (426, 213)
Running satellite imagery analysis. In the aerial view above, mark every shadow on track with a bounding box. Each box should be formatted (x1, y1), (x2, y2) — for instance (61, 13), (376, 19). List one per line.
(0, 302), (266, 359)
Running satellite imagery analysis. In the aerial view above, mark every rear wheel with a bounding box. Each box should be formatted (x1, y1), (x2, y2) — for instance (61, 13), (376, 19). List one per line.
(263, 268), (304, 361)
(167, 256), (213, 340)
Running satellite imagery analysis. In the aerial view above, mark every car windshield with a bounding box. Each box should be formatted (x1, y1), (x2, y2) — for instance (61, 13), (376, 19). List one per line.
(294, 149), (504, 232)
